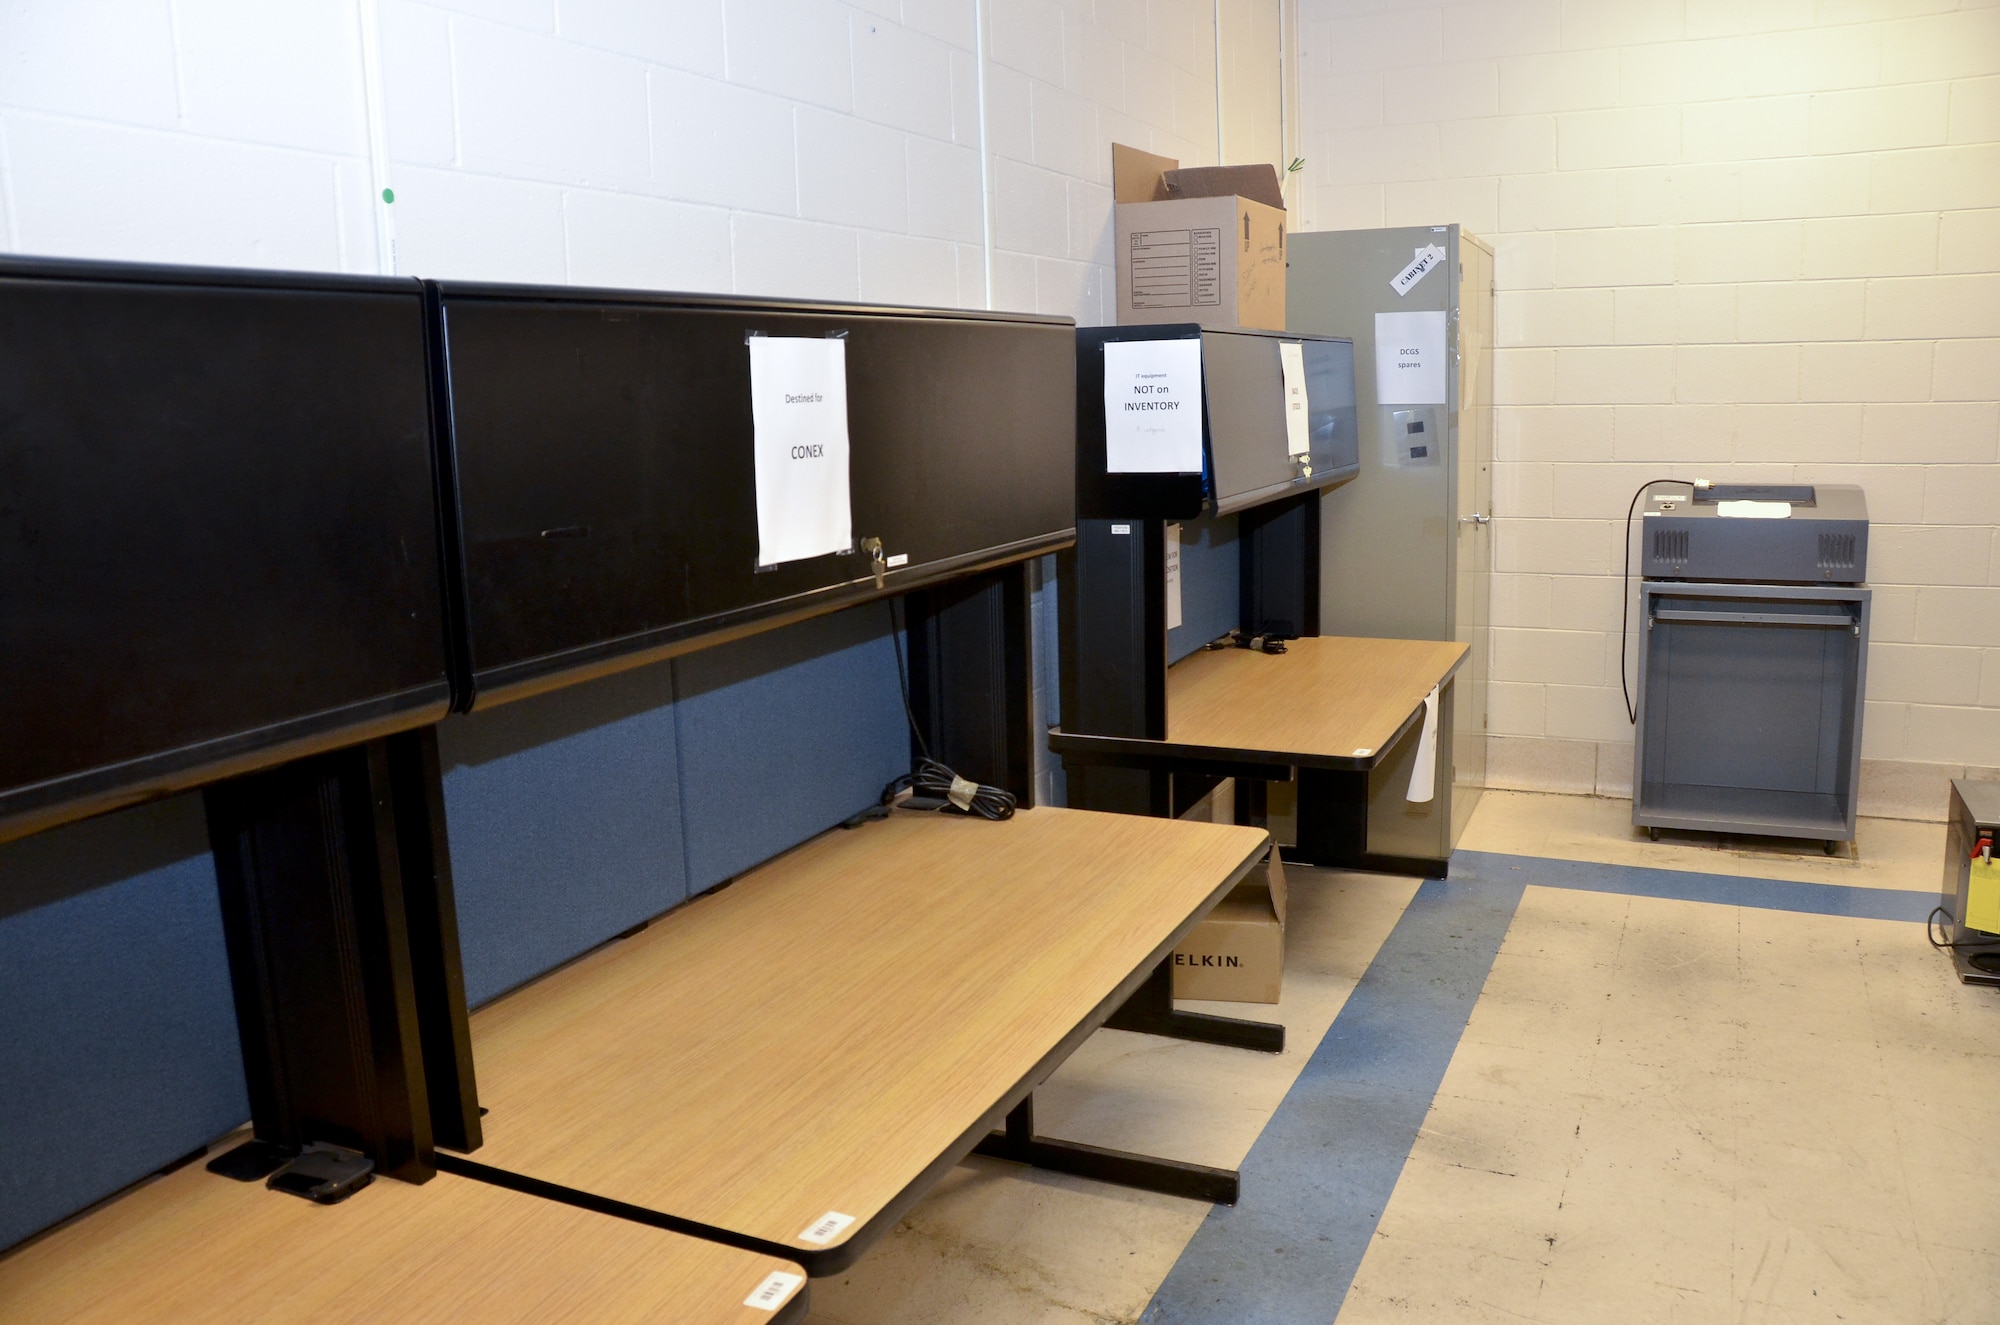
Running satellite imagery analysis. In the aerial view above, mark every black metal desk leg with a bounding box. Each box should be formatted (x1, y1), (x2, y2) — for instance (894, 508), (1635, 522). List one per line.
(972, 1095), (1239, 1205)
(1103, 960), (1286, 1053)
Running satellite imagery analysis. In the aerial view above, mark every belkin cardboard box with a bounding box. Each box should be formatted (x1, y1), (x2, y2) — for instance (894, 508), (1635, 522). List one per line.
(1172, 848), (1288, 1004)
(1112, 143), (1287, 332)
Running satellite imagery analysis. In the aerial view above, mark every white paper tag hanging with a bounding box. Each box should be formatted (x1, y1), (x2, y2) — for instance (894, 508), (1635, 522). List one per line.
(1102, 338), (1204, 474)
(1278, 342), (1310, 457)
(1406, 685), (1440, 803)
(1391, 243), (1445, 297)
(1374, 310), (1447, 405)
(750, 336), (852, 567)
(1165, 523), (1183, 629)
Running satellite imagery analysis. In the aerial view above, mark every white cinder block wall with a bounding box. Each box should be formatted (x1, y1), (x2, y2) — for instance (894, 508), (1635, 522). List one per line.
(1298, 0), (2000, 817)
(0, 0), (1283, 321)
(1, 0), (1290, 810)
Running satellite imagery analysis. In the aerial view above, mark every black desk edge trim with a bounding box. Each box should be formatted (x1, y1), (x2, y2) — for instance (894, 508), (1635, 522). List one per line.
(442, 827), (1273, 1276)
(465, 531), (1074, 711)
(0, 684), (452, 848)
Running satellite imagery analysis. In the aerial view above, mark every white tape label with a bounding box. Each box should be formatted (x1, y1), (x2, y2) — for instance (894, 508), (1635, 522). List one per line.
(886, 552), (910, 566)
(744, 1271), (805, 1311)
(1390, 243), (1445, 297)
(799, 1210), (856, 1245)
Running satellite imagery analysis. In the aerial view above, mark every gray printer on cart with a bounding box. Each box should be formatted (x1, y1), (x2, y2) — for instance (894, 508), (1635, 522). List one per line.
(1633, 483), (1870, 853)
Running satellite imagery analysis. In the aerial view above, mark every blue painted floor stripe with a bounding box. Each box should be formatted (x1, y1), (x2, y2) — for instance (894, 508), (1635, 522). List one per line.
(1140, 872), (1526, 1325)
(1454, 849), (1934, 922)
(1140, 850), (1932, 1323)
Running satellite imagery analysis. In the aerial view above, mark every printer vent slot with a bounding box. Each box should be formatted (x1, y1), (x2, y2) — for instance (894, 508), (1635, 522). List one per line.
(1653, 528), (1689, 563)
(1817, 532), (1856, 571)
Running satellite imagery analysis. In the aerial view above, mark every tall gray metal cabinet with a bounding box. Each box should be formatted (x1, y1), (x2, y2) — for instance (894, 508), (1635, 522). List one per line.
(1633, 484), (1871, 851)
(1287, 225), (1493, 844)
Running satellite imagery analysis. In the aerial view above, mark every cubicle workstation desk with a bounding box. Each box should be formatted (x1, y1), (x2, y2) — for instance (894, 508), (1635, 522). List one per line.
(439, 806), (1271, 1274)
(1054, 636), (1469, 878)
(0, 1150), (808, 1323)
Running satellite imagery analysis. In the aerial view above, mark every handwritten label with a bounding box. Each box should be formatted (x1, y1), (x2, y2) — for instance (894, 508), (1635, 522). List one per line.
(744, 1271), (805, 1311)
(1391, 243), (1445, 297)
(799, 1210), (856, 1245)
(1165, 524), (1183, 630)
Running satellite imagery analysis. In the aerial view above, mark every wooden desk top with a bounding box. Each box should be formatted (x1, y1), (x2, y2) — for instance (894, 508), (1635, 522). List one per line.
(465, 806), (1269, 1266)
(0, 1154), (805, 1323)
(1163, 635), (1467, 767)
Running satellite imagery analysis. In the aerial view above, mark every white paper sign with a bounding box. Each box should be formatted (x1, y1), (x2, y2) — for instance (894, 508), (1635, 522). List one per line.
(1278, 342), (1309, 457)
(1103, 339), (1204, 474)
(1374, 310), (1447, 406)
(750, 336), (852, 567)
(1717, 500), (1791, 519)
(1391, 244), (1445, 297)
(744, 1271), (805, 1312)
(1165, 523), (1183, 630)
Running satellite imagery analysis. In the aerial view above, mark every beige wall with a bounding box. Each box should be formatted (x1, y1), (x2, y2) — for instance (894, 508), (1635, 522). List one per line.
(1297, 0), (2000, 813)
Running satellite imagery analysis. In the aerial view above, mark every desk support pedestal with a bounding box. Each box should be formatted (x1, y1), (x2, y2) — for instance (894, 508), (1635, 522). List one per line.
(973, 1094), (1239, 1205)
(1104, 960), (1285, 1053)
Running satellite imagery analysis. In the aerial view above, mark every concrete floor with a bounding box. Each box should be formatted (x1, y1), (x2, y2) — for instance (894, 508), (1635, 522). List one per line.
(804, 790), (2000, 1325)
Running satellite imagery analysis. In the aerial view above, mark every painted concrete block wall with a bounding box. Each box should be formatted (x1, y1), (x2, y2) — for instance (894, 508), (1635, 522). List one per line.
(0, 0), (1248, 325)
(1298, 0), (2000, 811)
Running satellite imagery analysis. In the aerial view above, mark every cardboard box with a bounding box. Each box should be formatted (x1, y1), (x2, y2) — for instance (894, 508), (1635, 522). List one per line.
(1171, 848), (1287, 1004)
(1112, 143), (1287, 332)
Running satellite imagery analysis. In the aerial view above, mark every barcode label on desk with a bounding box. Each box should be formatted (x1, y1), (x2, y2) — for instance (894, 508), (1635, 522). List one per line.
(744, 1270), (805, 1311)
(799, 1210), (856, 1245)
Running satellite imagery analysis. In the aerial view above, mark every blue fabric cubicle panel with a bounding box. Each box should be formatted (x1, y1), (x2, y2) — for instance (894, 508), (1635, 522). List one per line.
(674, 603), (910, 894)
(1168, 516), (1240, 663)
(439, 662), (686, 1008)
(0, 795), (246, 1253)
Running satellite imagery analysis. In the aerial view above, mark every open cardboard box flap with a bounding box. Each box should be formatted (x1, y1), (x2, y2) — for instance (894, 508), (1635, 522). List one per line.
(1111, 144), (1285, 210)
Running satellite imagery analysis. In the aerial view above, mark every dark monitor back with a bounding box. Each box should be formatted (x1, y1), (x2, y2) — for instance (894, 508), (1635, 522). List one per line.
(0, 258), (450, 844)
(432, 286), (1076, 705)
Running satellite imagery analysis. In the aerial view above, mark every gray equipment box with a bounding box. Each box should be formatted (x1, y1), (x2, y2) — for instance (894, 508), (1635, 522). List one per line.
(1633, 579), (1870, 849)
(1643, 483), (1868, 583)
(1939, 779), (2000, 987)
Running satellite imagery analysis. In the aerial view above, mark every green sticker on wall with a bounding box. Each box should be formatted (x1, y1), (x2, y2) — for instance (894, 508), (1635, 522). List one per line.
(381, 188), (395, 204)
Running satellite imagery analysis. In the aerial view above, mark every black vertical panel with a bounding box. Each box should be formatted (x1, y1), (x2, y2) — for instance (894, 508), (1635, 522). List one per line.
(1058, 519), (1171, 816)
(385, 726), (481, 1153)
(906, 564), (1035, 803)
(205, 740), (436, 1183)
(1240, 492), (1321, 640)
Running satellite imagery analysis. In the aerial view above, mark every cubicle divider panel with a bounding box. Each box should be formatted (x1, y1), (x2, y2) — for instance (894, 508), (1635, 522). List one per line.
(0, 796), (246, 1254)
(430, 285), (1076, 710)
(1167, 517), (1240, 664)
(0, 257), (452, 847)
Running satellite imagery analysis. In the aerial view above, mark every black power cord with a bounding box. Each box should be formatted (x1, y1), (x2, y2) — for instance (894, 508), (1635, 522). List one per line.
(1929, 906), (2000, 951)
(877, 598), (1016, 822)
(1621, 478), (1700, 725)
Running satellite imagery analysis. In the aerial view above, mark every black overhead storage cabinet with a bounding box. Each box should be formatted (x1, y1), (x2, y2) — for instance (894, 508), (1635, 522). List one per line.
(1633, 483), (1871, 851)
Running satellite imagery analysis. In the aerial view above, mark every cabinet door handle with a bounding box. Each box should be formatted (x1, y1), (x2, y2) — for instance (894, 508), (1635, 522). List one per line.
(1458, 513), (1490, 525)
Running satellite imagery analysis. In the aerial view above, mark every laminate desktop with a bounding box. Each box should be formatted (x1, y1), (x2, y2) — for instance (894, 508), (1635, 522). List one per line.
(1165, 635), (1468, 767)
(0, 1148), (806, 1323)
(460, 806), (1270, 1264)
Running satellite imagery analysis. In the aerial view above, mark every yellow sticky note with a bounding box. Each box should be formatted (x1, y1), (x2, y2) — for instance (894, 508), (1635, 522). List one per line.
(1968, 857), (2000, 935)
